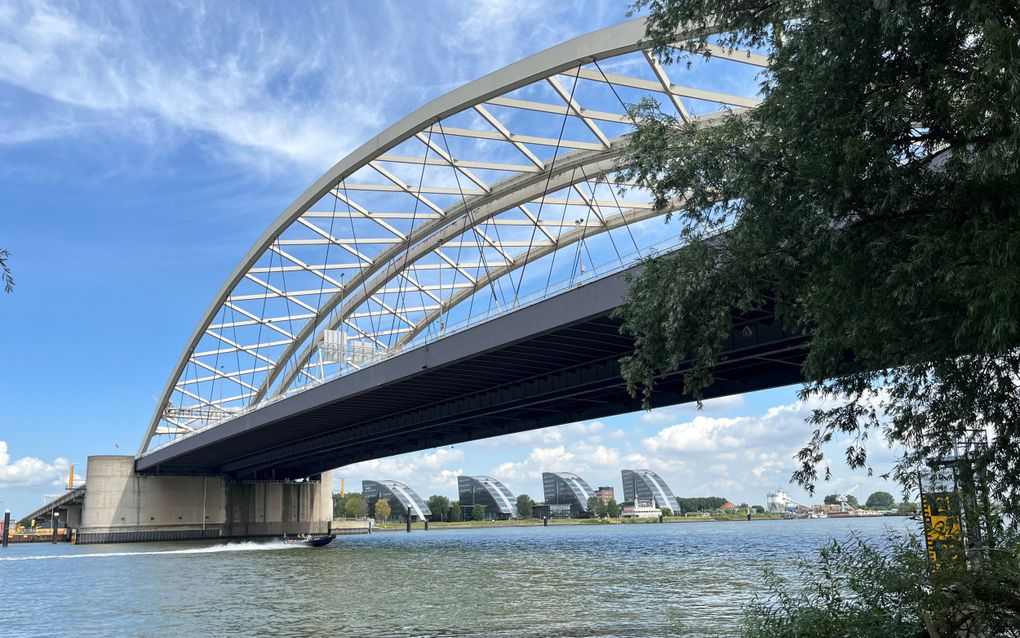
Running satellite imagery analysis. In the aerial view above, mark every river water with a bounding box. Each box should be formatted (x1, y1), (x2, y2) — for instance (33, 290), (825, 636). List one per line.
(0, 517), (917, 637)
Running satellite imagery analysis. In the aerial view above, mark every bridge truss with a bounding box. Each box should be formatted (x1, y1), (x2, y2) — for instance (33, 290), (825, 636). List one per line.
(140, 17), (767, 456)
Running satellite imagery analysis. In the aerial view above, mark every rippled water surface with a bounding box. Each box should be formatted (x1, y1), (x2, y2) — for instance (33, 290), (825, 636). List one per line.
(0, 517), (917, 637)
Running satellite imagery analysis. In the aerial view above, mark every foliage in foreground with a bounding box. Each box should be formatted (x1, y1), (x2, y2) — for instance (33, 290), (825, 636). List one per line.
(620, 0), (1020, 510)
(0, 248), (12, 293)
(742, 532), (1020, 638)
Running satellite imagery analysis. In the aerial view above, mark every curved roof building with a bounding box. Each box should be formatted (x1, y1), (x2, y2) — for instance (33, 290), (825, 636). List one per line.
(362, 480), (432, 520)
(542, 472), (595, 512)
(458, 475), (518, 519)
(621, 469), (680, 512)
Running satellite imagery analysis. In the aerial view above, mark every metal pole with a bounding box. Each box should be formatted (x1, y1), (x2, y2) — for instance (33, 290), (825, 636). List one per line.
(52, 512), (59, 543)
(543, 515), (548, 527)
(424, 519), (430, 531)
(406, 516), (412, 533)
(2, 510), (10, 548)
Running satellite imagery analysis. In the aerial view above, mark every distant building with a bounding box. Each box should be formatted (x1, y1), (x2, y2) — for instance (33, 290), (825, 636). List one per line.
(595, 486), (615, 505)
(621, 469), (680, 512)
(458, 475), (518, 520)
(620, 499), (661, 518)
(767, 488), (791, 512)
(362, 480), (432, 522)
(720, 501), (739, 511)
(542, 472), (595, 517)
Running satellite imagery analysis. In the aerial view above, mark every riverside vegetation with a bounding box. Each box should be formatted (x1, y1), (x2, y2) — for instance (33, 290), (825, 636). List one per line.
(620, 1), (1020, 635)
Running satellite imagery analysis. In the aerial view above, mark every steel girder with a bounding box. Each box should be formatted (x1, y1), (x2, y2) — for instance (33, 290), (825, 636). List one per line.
(141, 17), (767, 456)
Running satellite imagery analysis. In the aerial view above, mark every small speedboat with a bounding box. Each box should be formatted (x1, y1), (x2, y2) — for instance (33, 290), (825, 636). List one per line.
(283, 534), (335, 547)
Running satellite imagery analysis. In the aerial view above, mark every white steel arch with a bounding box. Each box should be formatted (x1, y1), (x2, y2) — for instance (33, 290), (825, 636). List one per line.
(141, 17), (767, 456)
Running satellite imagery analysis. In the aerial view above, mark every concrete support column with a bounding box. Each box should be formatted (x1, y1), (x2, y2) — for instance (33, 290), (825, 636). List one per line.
(77, 456), (333, 544)
(318, 470), (334, 525)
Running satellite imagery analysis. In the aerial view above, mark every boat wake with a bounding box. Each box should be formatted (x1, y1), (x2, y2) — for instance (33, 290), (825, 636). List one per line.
(0, 540), (303, 561)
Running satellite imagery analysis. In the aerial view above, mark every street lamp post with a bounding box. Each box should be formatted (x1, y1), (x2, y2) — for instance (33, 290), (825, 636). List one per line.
(2, 509), (10, 548)
(52, 512), (59, 544)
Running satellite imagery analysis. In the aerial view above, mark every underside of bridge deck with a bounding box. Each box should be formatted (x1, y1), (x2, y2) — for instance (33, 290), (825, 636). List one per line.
(136, 271), (807, 479)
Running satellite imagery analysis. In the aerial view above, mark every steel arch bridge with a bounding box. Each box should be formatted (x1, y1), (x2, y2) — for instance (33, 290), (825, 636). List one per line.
(140, 17), (767, 457)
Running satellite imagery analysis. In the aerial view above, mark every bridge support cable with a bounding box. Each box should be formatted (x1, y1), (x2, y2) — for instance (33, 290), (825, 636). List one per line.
(510, 64), (583, 304)
(592, 58), (660, 262)
(543, 167), (580, 293)
(262, 148), (627, 401)
(310, 175), (342, 383)
(576, 163), (625, 271)
(436, 120), (511, 338)
(393, 197), (690, 349)
(258, 145), (633, 401)
(383, 126), (436, 351)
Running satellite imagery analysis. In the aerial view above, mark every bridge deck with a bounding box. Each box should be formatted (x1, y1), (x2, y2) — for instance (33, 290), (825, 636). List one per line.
(137, 270), (806, 479)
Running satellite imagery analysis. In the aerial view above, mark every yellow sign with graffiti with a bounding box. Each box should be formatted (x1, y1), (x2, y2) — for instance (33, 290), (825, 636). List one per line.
(920, 491), (964, 566)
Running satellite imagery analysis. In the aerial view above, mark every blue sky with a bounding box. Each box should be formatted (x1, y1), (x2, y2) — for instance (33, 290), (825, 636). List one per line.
(0, 0), (903, 516)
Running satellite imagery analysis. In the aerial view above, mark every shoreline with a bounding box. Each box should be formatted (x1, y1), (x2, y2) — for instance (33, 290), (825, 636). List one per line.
(371, 514), (774, 532)
(369, 511), (900, 532)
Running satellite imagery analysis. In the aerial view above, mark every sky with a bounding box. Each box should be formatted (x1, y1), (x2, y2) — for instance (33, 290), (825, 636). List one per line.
(0, 0), (906, 517)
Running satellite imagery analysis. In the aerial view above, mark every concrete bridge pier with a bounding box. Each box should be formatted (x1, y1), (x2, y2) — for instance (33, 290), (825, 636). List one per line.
(76, 456), (332, 544)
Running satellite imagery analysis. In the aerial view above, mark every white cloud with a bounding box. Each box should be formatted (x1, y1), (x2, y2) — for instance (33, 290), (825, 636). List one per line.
(643, 415), (745, 453)
(0, 1), (629, 174)
(0, 3), (398, 169)
(0, 441), (70, 488)
(640, 395), (747, 424)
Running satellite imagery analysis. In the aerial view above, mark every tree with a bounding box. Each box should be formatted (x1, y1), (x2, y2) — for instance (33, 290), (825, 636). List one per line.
(516, 494), (535, 519)
(896, 501), (919, 516)
(374, 498), (391, 521)
(448, 501), (462, 522)
(675, 497), (727, 513)
(343, 494), (367, 519)
(752, 505), (766, 514)
(605, 499), (620, 518)
(865, 491), (896, 510)
(426, 495), (450, 522)
(471, 504), (485, 521)
(0, 249), (13, 294)
(661, 507), (673, 517)
(587, 496), (604, 517)
(621, 0), (1020, 512)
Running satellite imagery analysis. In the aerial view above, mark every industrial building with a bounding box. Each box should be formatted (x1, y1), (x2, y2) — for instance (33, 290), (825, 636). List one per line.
(362, 480), (432, 522)
(542, 472), (595, 517)
(458, 475), (518, 520)
(621, 469), (680, 513)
